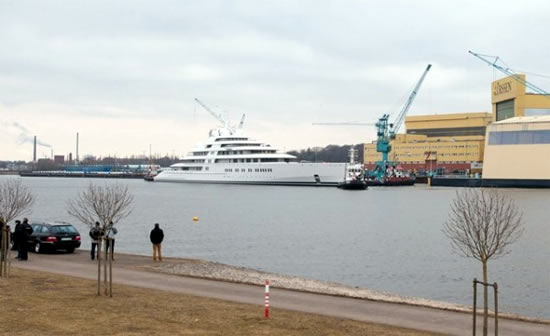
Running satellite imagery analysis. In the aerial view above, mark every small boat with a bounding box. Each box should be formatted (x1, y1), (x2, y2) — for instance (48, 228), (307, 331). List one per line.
(337, 148), (367, 190)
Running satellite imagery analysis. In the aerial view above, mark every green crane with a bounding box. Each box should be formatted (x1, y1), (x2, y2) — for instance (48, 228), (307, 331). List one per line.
(312, 64), (432, 179)
(370, 64), (432, 179)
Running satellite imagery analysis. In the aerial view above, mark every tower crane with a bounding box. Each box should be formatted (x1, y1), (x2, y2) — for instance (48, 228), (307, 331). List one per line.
(468, 50), (549, 95)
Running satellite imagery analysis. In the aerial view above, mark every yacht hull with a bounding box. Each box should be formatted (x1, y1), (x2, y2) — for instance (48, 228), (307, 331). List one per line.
(154, 162), (346, 186)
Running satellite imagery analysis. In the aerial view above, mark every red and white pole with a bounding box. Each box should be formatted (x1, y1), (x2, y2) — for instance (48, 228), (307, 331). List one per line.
(264, 279), (270, 319)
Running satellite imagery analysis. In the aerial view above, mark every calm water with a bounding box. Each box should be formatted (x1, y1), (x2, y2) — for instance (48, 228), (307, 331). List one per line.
(3, 176), (549, 319)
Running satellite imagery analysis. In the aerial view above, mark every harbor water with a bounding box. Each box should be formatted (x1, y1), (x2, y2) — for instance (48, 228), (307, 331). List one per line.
(4, 176), (549, 319)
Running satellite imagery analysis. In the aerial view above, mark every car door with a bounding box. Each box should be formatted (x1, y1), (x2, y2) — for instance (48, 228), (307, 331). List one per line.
(29, 224), (42, 247)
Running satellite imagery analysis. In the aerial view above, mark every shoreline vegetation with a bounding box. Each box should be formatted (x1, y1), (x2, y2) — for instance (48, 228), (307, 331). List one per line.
(137, 255), (550, 325)
(1, 268), (440, 336)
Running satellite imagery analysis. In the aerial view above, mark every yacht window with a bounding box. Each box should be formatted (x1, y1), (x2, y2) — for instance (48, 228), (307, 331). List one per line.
(233, 159), (238, 163)
(248, 168), (252, 172)
(255, 169), (259, 172)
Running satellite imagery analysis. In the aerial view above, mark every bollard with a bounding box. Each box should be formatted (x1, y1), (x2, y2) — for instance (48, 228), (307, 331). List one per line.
(264, 280), (270, 319)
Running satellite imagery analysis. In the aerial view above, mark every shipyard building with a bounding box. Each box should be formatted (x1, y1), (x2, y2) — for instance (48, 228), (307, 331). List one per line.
(364, 74), (550, 183)
(483, 75), (550, 186)
(364, 112), (491, 174)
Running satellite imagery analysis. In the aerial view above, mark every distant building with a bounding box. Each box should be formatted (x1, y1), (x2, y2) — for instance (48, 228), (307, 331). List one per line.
(364, 73), (550, 180)
(54, 155), (65, 164)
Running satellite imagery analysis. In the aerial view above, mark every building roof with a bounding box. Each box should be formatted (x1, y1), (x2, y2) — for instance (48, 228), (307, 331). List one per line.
(495, 115), (550, 124)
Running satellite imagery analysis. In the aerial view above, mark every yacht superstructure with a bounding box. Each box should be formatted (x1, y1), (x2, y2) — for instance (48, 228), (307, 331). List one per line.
(154, 99), (347, 186)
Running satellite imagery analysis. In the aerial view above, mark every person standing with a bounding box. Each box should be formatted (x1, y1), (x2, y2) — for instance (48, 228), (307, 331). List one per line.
(149, 223), (164, 261)
(19, 218), (33, 261)
(89, 222), (102, 260)
(105, 222), (117, 260)
(12, 220), (21, 254)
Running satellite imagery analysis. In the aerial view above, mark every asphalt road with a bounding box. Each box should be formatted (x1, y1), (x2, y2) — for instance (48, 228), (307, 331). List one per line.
(10, 250), (550, 336)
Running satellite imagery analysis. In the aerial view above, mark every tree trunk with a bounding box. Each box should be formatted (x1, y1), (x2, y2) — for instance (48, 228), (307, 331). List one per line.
(109, 246), (113, 297)
(0, 229), (5, 277)
(97, 239), (102, 296)
(104, 238), (108, 296)
(482, 260), (488, 336)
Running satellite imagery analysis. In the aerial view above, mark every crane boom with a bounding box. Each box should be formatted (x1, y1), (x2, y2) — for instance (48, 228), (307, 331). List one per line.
(312, 122), (374, 126)
(468, 50), (548, 95)
(391, 64), (432, 135)
(237, 114), (246, 130)
(194, 98), (227, 127)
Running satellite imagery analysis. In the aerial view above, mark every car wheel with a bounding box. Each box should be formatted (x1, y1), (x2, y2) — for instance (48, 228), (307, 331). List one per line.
(66, 248), (75, 253)
(34, 242), (42, 254)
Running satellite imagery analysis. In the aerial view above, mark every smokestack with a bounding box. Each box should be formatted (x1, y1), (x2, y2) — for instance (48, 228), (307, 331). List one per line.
(76, 132), (79, 163)
(33, 136), (37, 162)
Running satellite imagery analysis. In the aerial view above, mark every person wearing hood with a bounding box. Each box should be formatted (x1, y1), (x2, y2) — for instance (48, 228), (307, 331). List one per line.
(149, 223), (164, 261)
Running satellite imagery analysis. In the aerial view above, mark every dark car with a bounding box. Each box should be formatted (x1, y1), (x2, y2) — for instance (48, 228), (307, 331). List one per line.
(25, 222), (81, 253)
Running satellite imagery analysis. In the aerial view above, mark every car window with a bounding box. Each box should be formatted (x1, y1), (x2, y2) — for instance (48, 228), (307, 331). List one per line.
(51, 225), (77, 234)
(32, 224), (40, 231)
(41, 226), (50, 233)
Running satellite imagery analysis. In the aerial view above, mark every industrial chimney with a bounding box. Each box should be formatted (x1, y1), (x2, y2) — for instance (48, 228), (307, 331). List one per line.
(33, 136), (37, 162)
(76, 132), (79, 163)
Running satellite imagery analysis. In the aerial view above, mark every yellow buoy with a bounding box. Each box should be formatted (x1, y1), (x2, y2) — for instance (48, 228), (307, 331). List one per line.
(193, 216), (199, 222)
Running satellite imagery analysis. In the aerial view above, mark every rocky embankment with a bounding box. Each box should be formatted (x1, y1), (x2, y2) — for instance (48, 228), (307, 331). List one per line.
(140, 258), (470, 313)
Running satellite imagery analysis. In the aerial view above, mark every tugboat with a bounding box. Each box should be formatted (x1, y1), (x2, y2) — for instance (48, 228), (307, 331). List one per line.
(337, 147), (367, 190)
(365, 164), (415, 186)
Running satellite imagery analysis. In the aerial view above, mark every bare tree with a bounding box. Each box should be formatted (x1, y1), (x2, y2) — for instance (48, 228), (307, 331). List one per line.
(0, 179), (35, 277)
(443, 188), (523, 336)
(67, 183), (133, 296)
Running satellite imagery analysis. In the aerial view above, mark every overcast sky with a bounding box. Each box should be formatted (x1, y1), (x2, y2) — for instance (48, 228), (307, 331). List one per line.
(1, 0), (550, 161)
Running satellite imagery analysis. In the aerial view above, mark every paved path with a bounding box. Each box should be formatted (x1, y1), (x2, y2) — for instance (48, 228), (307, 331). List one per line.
(11, 251), (550, 336)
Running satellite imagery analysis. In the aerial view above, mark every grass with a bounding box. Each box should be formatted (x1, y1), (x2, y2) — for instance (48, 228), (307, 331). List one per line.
(0, 268), (442, 335)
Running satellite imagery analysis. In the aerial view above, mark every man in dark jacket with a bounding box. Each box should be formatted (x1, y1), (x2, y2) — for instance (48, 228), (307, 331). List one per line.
(149, 223), (164, 261)
(89, 222), (102, 260)
(18, 218), (33, 261)
(12, 220), (21, 253)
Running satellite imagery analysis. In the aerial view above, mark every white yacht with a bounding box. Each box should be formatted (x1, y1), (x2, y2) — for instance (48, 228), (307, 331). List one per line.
(154, 99), (347, 186)
(154, 128), (347, 186)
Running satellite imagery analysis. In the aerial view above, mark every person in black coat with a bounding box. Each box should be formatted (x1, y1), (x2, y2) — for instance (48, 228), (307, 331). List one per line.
(89, 222), (102, 260)
(149, 223), (164, 261)
(12, 220), (21, 253)
(18, 218), (33, 261)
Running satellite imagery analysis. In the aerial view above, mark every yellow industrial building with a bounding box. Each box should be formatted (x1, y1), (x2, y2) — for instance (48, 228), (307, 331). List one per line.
(483, 75), (550, 186)
(364, 74), (550, 182)
(364, 113), (491, 173)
